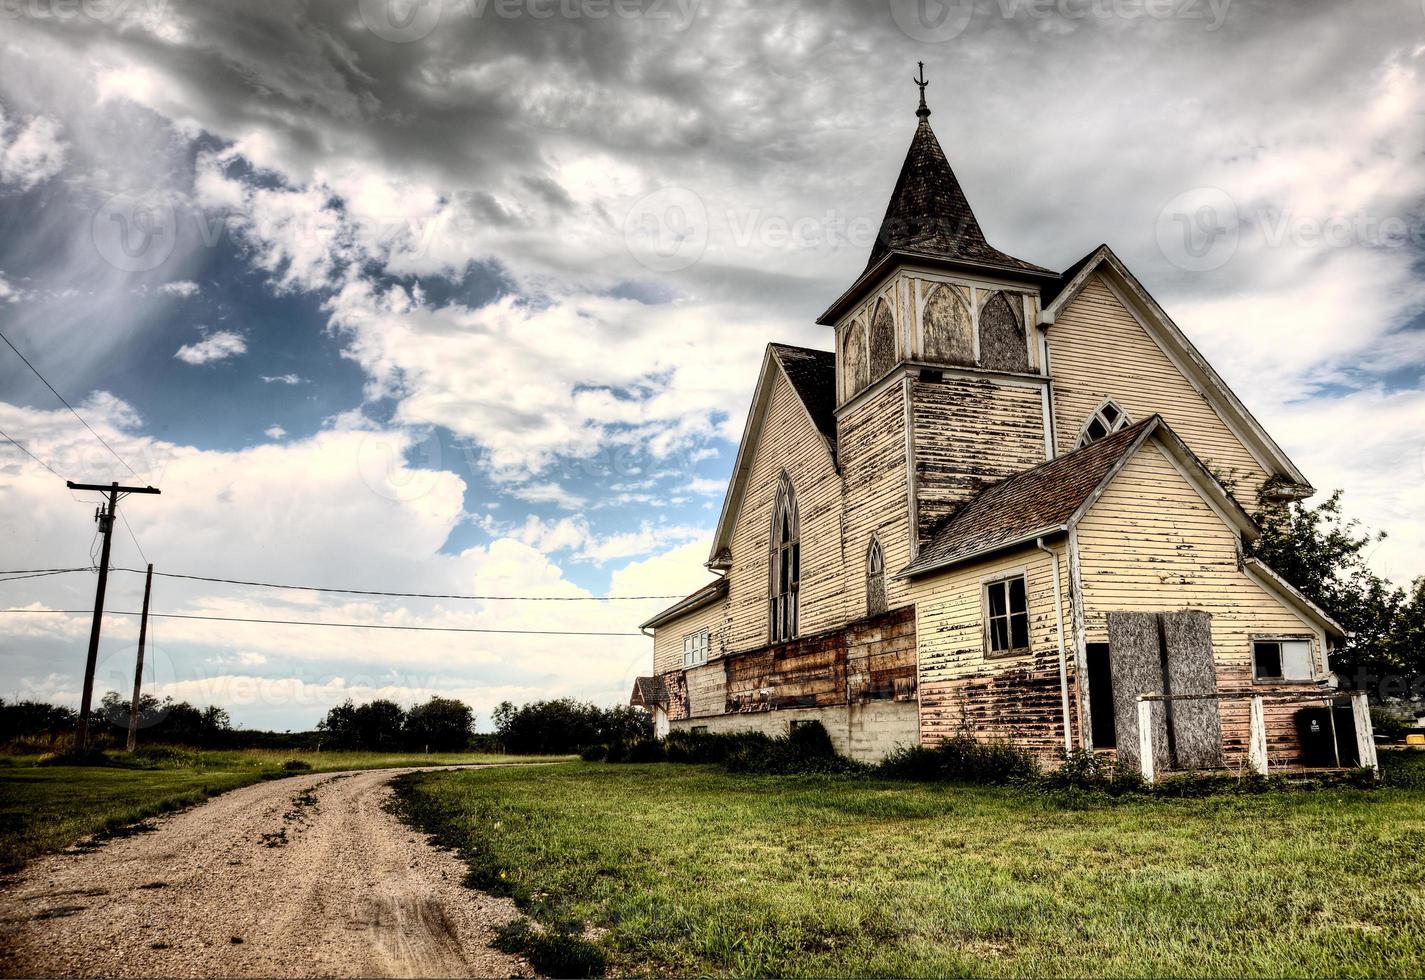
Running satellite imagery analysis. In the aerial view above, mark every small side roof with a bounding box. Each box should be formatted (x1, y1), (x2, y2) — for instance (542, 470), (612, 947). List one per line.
(629, 675), (669, 708)
(899, 415), (1256, 578)
(639, 576), (728, 632)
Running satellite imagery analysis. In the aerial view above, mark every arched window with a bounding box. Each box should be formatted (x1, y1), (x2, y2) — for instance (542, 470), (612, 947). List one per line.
(843, 317), (868, 398)
(769, 473), (800, 643)
(866, 535), (887, 617)
(922, 283), (974, 366)
(868, 299), (896, 381)
(978, 290), (1029, 373)
(1077, 399), (1131, 447)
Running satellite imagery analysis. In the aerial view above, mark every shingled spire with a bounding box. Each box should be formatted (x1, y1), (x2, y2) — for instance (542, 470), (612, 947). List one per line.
(867, 68), (1048, 274)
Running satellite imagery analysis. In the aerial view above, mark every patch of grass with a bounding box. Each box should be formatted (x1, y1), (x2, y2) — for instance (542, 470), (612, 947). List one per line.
(394, 756), (1425, 978)
(0, 746), (573, 871)
(493, 918), (607, 978)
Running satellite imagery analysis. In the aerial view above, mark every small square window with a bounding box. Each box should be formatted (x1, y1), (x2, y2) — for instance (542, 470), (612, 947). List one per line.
(985, 575), (1030, 656)
(1253, 639), (1313, 682)
(682, 629), (710, 668)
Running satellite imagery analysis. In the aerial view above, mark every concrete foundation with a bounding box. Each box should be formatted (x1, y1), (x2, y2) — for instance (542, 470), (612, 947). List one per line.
(668, 700), (919, 763)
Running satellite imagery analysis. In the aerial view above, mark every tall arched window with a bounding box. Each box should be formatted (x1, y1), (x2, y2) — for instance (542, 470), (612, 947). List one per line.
(769, 473), (800, 643)
(868, 299), (896, 381)
(1077, 399), (1131, 447)
(866, 535), (887, 617)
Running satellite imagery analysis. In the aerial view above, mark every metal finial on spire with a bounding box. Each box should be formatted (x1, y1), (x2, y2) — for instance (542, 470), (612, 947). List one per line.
(914, 62), (930, 119)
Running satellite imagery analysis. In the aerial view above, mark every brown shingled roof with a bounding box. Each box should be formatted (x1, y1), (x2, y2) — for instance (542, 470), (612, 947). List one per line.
(769, 343), (837, 452)
(901, 418), (1158, 576)
(870, 117), (1051, 276)
(629, 675), (669, 708)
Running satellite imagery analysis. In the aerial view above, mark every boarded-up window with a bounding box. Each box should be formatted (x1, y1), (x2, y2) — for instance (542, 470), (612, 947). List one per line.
(868, 299), (896, 381)
(843, 317), (868, 398)
(1107, 610), (1222, 772)
(978, 290), (1028, 373)
(922, 283), (974, 366)
(866, 537), (887, 616)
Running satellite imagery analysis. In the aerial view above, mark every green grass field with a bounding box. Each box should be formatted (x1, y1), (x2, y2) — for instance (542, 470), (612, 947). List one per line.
(395, 754), (1425, 978)
(0, 746), (570, 872)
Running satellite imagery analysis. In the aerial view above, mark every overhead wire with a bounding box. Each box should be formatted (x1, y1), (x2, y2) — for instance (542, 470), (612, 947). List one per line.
(0, 608), (645, 636)
(0, 328), (138, 477)
(0, 425), (67, 481)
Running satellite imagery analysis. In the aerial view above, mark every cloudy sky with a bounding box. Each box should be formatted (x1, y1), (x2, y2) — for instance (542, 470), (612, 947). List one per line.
(0, 0), (1421, 732)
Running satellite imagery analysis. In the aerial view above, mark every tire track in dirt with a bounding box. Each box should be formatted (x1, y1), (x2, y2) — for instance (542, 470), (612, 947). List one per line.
(0, 765), (537, 978)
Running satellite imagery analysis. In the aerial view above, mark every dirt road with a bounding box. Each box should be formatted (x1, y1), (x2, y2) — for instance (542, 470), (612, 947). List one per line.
(0, 766), (534, 978)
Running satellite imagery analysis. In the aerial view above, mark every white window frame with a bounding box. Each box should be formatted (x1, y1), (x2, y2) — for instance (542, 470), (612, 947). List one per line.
(1076, 398), (1132, 448)
(981, 568), (1031, 658)
(682, 629), (711, 668)
(1251, 635), (1316, 684)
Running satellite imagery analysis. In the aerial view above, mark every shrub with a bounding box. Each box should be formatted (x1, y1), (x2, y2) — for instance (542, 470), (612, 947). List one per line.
(281, 759), (312, 772)
(492, 699), (651, 755)
(579, 744), (608, 762)
(1371, 706), (1410, 743)
(876, 734), (1038, 784)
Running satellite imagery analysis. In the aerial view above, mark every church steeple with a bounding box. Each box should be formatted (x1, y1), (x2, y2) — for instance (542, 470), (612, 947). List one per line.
(867, 68), (1047, 276)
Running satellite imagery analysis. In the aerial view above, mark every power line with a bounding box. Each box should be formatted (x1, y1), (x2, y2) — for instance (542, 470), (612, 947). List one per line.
(0, 568), (92, 584)
(0, 608), (644, 636)
(0, 425), (67, 480)
(108, 567), (680, 601)
(118, 510), (149, 565)
(0, 328), (138, 477)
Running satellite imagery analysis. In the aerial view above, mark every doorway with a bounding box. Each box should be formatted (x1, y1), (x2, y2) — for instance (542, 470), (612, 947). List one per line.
(1086, 643), (1117, 749)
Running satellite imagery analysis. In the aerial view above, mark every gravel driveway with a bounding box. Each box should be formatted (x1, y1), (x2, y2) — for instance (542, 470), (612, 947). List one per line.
(0, 765), (535, 978)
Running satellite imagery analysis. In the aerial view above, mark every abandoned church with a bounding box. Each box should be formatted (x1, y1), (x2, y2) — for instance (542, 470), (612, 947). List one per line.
(630, 79), (1376, 780)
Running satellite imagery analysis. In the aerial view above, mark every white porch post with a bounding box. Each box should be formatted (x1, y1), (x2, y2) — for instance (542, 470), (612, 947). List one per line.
(653, 705), (669, 740)
(1351, 692), (1379, 775)
(1137, 698), (1156, 784)
(1248, 695), (1268, 776)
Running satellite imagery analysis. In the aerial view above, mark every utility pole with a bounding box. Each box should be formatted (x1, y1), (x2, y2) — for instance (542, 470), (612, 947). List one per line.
(68, 481), (160, 751)
(126, 563), (154, 752)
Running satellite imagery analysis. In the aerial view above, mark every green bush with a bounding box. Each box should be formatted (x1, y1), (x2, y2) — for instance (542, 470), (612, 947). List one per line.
(876, 734), (1038, 785)
(579, 744), (607, 762)
(1371, 706), (1410, 743)
(281, 759), (312, 772)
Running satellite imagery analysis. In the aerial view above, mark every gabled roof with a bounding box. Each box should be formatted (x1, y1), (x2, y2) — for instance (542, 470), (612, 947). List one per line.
(1040, 244), (1311, 495)
(629, 675), (669, 708)
(707, 343), (838, 569)
(869, 115), (1051, 277)
(899, 415), (1257, 577)
(768, 344), (836, 449)
(639, 576), (728, 632)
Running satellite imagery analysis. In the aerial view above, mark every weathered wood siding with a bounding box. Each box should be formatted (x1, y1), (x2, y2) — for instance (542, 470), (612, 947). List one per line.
(1075, 441), (1329, 767)
(837, 380), (912, 620)
(909, 546), (1078, 759)
(1049, 276), (1271, 503)
(652, 598), (730, 676)
(726, 371), (843, 651)
(723, 606), (916, 712)
(686, 661), (728, 718)
(911, 377), (1047, 542)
